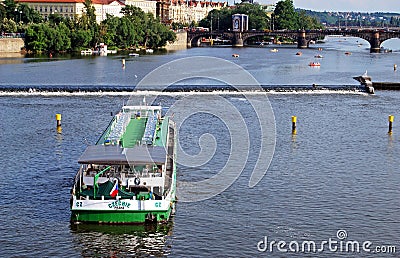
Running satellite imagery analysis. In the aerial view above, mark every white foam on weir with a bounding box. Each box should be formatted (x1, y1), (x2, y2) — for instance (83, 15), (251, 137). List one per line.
(0, 89), (369, 97)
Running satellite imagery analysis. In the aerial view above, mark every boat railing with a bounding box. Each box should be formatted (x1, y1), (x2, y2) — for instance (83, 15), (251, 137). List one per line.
(141, 113), (158, 145)
(107, 112), (131, 144)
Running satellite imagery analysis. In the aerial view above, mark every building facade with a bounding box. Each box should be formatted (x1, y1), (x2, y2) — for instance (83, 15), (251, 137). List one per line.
(124, 0), (157, 17)
(17, 0), (226, 24)
(17, 0), (124, 23)
(169, 0), (227, 24)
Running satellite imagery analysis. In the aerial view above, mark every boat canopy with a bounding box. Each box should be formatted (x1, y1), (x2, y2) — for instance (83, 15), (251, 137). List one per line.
(78, 145), (166, 165)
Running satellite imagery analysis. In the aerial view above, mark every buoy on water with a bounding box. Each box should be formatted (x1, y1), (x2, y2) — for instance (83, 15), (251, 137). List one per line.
(122, 58), (126, 69)
(388, 115), (394, 134)
(292, 116), (297, 134)
(56, 113), (62, 127)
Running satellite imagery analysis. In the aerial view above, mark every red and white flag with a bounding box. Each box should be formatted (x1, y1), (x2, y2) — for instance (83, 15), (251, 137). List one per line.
(110, 180), (118, 198)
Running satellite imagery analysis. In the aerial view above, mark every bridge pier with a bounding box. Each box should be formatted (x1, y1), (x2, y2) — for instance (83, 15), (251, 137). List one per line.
(370, 32), (381, 53)
(233, 32), (244, 47)
(297, 30), (308, 49)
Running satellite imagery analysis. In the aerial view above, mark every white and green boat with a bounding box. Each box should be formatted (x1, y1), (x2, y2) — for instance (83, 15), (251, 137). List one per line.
(70, 104), (177, 224)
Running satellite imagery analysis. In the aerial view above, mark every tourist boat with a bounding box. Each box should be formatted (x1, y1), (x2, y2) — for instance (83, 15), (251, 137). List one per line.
(296, 52), (302, 56)
(309, 62), (321, 67)
(129, 53), (139, 57)
(314, 54), (323, 58)
(145, 49), (154, 53)
(270, 48), (278, 52)
(232, 54), (239, 57)
(70, 103), (177, 224)
(345, 52), (352, 55)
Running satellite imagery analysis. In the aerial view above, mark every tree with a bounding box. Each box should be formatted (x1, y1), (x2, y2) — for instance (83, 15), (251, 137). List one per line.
(3, 0), (17, 21)
(298, 10), (323, 30)
(199, 4), (270, 31)
(235, 3), (269, 30)
(274, 0), (299, 30)
(1, 17), (17, 32)
(25, 23), (47, 52)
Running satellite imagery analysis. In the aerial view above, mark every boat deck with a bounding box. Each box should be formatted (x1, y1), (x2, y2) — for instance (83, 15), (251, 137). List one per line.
(79, 180), (154, 200)
(121, 118), (147, 147)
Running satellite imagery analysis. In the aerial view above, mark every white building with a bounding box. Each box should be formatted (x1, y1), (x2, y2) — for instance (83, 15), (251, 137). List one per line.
(124, 0), (157, 17)
(169, 0), (227, 24)
(17, 0), (125, 23)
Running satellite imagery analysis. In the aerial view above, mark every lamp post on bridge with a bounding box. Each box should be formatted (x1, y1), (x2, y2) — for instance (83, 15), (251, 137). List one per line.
(210, 13), (213, 33)
(217, 14), (219, 31)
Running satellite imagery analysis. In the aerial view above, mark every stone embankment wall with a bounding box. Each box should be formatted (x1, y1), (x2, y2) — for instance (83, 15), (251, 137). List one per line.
(0, 38), (25, 52)
(165, 31), (187, 50)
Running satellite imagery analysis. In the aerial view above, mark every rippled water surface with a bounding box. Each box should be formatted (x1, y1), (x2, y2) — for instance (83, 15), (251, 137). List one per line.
(0, 39), (399, 257)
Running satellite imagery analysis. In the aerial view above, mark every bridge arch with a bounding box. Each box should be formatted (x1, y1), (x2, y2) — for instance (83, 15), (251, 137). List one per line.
(187, 29), (400, 52)
(187, 32), (234, 47)
(381, 38), (400, 51)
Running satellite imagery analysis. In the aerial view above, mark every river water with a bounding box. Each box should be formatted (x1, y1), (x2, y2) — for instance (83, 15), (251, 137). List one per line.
(0, 37), (399, 257)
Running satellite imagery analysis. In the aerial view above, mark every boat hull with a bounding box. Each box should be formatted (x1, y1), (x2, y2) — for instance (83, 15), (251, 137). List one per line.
(71, 198), (175, 224)
(71, 207), (173, 224)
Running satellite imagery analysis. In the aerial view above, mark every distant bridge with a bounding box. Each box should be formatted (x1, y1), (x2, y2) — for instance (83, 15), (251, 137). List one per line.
(187, 29), (400, 52)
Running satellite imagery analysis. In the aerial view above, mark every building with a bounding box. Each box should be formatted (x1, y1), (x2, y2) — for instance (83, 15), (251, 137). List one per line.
(124, 0), (157, 17)
(169, 0), (227, 24)
(16, 0), (124, 23)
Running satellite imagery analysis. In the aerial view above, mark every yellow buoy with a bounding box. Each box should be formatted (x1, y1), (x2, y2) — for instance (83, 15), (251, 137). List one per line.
(388, 115), (394, 133)
(292, 116), (297, 134)
(56, 113), (62, 127)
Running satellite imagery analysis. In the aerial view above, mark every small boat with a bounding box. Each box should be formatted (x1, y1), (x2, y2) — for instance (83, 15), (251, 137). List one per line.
(232, 54), (239, 57)
(296, 52), (302, 56)
(270, 48), (278, 53)
(309, 62), (321, 67)
(145, 49), (154, 53)
(70, 103), (177, 224)
(129, 53), (139, 57)
(345, 52), (352, 55)
(81, 49), (92, 55)
(314, 54), (323, 58)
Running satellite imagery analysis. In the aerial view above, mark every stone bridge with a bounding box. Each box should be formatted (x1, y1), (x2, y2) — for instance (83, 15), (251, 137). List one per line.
(187, 29), (400, 52)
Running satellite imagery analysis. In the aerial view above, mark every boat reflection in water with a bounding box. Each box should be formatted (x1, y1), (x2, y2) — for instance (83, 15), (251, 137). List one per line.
(70, 221), (173, 256)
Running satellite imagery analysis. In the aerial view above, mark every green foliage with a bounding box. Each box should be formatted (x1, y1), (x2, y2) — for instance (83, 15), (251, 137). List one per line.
(274, 0), (298, 30)
(70, 29), (92, 50)
(21, 0), (174, 52)
(0, 5), (6, 25)
(235, 3), (268, 30)
(101, 7), (175, 49)
(274, 0), (323, 30)
(199, 4), (269, 31)
(3, 0), (17, 20)
(25, 24), (47, 51)
(1, 17), (17, 33)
